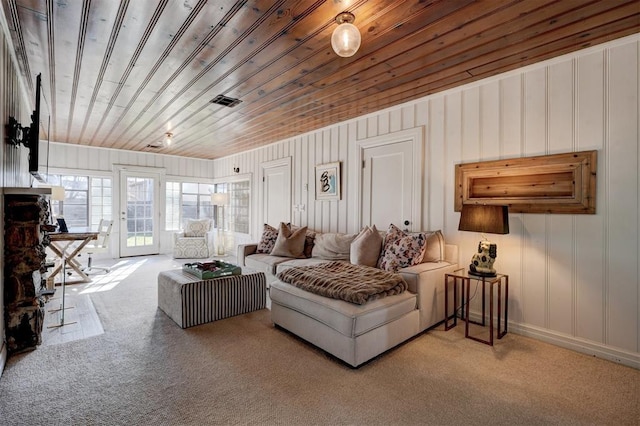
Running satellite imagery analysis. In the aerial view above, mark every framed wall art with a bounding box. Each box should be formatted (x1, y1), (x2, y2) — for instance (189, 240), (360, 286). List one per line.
(315, 162), (341, 201)
(455, 150), (597, 214)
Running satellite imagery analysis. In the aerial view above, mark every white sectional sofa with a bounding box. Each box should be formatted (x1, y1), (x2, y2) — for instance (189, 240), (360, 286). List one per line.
(237, 225), (459, 367)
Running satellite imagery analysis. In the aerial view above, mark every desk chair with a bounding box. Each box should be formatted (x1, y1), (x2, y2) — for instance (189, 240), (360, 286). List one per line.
(80, 219), (113, 274)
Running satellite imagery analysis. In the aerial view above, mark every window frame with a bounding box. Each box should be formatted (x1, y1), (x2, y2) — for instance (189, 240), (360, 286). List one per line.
(37, 169), (113, 229)
(212, 173), (252, 237)
(164, 176), (217, 231)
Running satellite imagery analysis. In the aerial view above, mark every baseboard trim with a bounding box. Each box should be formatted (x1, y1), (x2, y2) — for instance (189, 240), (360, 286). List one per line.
(0, 342), (7, 379)
(509, 323), (639, 370)
(465, 311), (639, 369)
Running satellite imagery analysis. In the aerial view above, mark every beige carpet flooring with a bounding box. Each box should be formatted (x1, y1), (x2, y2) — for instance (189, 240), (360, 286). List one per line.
(0, 255), (638, 425)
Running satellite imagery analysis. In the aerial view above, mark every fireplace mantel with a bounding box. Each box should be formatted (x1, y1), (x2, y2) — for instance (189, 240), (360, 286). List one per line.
(2, 187), (51, 196)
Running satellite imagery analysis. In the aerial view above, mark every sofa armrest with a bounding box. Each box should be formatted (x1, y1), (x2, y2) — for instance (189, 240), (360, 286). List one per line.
(399, 259), (460, 332)
(237, 243), (258, 266)
(173, 231), (185, 243)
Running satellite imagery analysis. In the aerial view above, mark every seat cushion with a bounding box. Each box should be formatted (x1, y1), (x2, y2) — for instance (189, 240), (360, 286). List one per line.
(244, 253), (291, 275)
(270, 279), (417, 338)
(275, 258), (332, 275)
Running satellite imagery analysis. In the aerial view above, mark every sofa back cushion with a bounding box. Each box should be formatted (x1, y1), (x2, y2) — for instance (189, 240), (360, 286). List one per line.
(271, 223), (308, 258)
(350, 225), (383, 267)
(422, 230), (445, 263)
(312, 232), (356, 260)
(184, 219), (211, 237)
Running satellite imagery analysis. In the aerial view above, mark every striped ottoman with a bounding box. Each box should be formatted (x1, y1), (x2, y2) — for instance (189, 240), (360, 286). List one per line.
(157, 270), (266, 328)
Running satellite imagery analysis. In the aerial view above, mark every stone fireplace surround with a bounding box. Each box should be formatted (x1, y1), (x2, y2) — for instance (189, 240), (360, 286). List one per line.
(3, 187), (52, 354)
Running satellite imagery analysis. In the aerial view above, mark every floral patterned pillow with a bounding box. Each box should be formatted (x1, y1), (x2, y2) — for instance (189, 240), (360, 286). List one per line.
(378, 224), (428, 272)
(256, 223), (280, 253)
(377, 224), (405, 269)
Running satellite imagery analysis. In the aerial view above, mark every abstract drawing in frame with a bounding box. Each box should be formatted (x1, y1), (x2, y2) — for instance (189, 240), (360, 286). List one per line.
(315, 162), (341, 201)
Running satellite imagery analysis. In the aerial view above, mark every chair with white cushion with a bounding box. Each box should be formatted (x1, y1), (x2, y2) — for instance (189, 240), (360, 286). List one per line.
(80, 219), (113, 274)
(173, 219), (213, 259)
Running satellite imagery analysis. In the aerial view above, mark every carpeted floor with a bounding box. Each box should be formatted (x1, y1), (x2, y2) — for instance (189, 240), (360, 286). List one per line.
(0, 255), (638, 425)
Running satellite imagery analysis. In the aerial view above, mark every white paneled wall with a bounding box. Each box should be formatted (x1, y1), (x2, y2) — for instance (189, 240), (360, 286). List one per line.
(0, 15), (38, 375)
(43, 142), (214, 178)
(214, 35), (639, 367)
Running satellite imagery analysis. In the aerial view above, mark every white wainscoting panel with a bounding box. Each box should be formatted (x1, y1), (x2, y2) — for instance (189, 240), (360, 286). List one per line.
(213, 35), (640, 367)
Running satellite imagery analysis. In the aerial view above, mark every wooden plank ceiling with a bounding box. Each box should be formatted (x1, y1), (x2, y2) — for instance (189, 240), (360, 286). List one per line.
(3, 0), (639, 160)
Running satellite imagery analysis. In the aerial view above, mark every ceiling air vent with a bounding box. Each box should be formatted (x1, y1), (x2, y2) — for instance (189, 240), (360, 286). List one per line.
(210, 94), (242, 107)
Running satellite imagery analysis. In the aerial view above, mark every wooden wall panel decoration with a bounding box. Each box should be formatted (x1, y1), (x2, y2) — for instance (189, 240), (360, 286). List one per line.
(455, 150), (597, 214)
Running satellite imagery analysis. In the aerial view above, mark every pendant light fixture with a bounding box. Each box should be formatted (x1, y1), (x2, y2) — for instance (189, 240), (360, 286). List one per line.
(331, 12), (361, 57)
(164, 132), (173, 147)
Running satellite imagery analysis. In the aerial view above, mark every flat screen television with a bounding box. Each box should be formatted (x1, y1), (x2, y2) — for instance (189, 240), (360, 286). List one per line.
(28, 73), (43, 182)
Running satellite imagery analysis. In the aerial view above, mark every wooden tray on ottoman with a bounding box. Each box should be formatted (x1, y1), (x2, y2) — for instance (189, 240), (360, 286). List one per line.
(182, 260), (241, 279)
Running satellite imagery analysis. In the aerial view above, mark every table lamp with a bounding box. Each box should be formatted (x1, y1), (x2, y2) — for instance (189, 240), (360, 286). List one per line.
(48, 185), (65, 227)
(458, 204), (509, 277)
(211, 192), (229, 256)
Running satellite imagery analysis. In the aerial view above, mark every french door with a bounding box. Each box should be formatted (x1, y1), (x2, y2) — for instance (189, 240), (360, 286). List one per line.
(118, 168), (162, 257)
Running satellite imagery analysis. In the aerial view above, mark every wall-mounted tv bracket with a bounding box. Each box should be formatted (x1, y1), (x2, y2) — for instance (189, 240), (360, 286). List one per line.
(6, 116), (32, 147)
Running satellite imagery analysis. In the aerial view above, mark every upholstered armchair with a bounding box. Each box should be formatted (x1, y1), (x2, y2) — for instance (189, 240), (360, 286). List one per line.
(173, 219), (214, 259)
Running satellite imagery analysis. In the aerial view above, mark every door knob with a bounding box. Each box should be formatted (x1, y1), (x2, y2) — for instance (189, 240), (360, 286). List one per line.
(404, 220), (410, 226)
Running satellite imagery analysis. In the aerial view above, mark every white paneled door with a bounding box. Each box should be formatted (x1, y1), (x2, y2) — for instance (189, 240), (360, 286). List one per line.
(360, 128), (423, 232)
(119, 169), (161, 257)
(261, 158), (291, 228)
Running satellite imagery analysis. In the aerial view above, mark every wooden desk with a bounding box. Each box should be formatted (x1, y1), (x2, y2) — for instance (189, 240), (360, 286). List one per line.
(47, 231), (99, 287)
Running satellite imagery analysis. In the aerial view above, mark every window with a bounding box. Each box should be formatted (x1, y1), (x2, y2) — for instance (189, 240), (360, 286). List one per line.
(165, 181), (215, 230)
(165, 182), (181, 231)
(90, 178), (112, 228)
(42, 174), (112, 229)
(223, 180), (250, 234)
(213, 178), (250, 235)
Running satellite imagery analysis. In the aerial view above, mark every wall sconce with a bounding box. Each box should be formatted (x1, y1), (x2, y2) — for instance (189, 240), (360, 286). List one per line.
(164, 132), (173, 147)
(331, 12), (361, 57)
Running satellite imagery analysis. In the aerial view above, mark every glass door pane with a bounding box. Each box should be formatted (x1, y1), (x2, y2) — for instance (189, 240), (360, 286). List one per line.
(119, 170), (160, 257)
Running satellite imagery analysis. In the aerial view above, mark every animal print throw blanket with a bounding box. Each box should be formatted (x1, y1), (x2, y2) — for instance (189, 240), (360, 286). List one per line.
(276, 261), (407, 305)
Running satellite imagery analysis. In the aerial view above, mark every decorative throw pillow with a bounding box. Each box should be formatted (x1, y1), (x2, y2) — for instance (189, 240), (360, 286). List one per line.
(379, 232), (429, 272)
(271, 223), (308, 258)
(292, 225), (316, 258)
(256, 223), (280, 253)
(421, 230), (446, 263)
(377, 224), (405, 269)
(183, 219), (210, 237)
(350, 225), (383, 267)
(311, 232), (356, 260)
(303, 230), (316, 258)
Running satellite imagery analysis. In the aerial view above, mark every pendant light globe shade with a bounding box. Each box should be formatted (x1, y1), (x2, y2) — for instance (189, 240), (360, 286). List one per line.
(331, 12), (361, 57)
